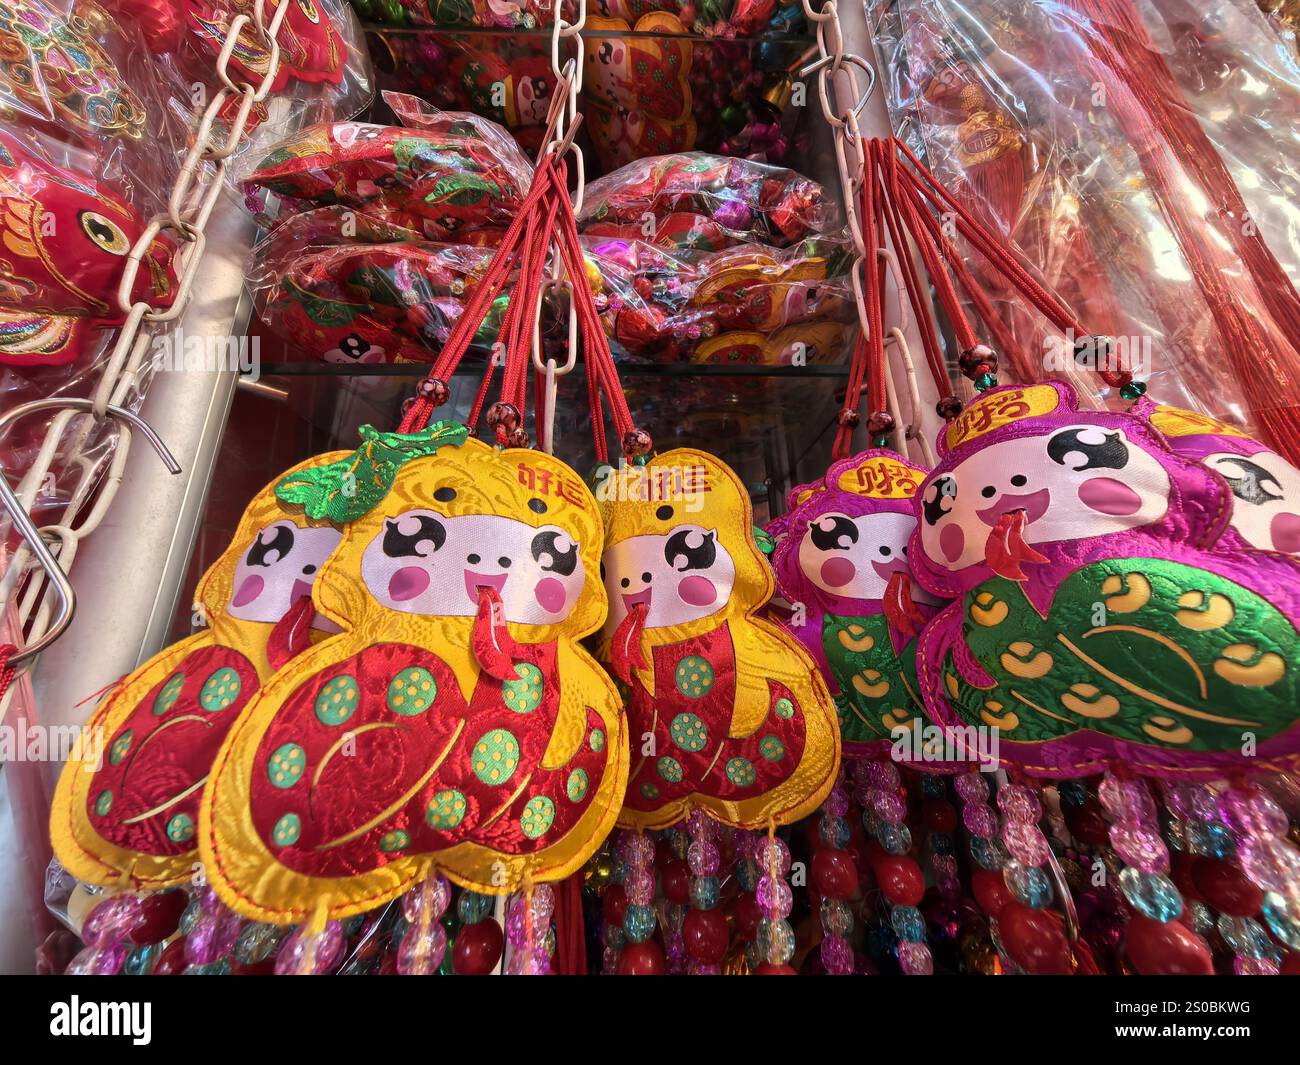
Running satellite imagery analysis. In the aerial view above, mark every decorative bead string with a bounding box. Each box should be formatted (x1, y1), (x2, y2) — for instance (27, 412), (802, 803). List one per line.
(394, 873), (451, 975)
(733, 830), (763, 972)
(919, 774), (961, 901)
(661, 825), (690, 974)
(505, 882), (556, 975)
(1097, 770), (1214, 975)
(620, 830), (659, 965)
(855, 759), (931, 974)
(685, 810), (726, 975)
(753, 823), (796, 974)
(998, 782), (1056, 913)
(812, 771), (855, 974)
(600, 841), (629, 974)
(454, 889), (504, 975)
(954, 769), (1012, 971)
(1221, 781), (1300, 968)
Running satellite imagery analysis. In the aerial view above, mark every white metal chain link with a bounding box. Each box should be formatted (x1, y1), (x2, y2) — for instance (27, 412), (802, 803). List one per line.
(0, 3), (289, 673)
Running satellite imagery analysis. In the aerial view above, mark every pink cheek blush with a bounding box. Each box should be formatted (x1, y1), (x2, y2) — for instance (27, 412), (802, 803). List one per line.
(677, 575), (717, 607)
(231, 574), (264, 607)
(819, 556), (856, 588)
(1078, 477), (1141, 516)
(535, 576), (568, 614)
(388, 566), (429, 602)
(1270, 511), (1300, 554)
(940, 523), (965, 563)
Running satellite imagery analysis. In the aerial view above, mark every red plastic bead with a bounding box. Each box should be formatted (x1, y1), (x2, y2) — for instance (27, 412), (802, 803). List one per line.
(417, 377), (450, 405)
(485, 401), (520, 431)
(1124, 915), (1214, 975)
(151, 938), (188, 975)
(754, 962), (797, 975)
(622, 427), (653, 457)
(875, 855), (925, 907)
(508, 427), (530, 449)
(958, 343), (996, 376)
(128, 889), (188, 946)
(453, 918), (504, 975)
(998, 902), (1073, 975)
(602, 884), (628, 928)
(732, 892), (761, 941)
(618, 939), (665, 975)
(836, 409), (861, 429)
(661, 859), (691, 906)
(866, 411), (895, 435)
(1190, 858), (1264, 918)
(921, 799), (958, 834)
(682, 907), (729, 964)
(1062, 797), (1110, 848)
(811, 847), (858, 900)
(936, 396), (962, 420)
(971, 867), (1012, 917)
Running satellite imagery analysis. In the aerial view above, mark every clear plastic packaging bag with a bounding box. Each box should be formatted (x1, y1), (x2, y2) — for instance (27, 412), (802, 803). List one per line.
(245, 206), (500, 363)
(868, 0), (1300, 436)
(578, 151), (837, 249)
(585, 233), (856, 363)
(242, 113), (532, 241)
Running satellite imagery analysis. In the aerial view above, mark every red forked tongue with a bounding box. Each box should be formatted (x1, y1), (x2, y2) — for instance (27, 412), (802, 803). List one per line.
(610, 601), (648, 685)
(472, 585), (518, 680)
(267, 593), (317, 673)
(882, 570), (926, 642)
(984, 509), (1048, 581)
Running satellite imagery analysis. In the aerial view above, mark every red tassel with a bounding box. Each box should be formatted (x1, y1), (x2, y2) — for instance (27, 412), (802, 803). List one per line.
(882, 570), (926, 642)
(266, 595), (317, 673)
(471, 586), (518, 681)
(553, 873), (588, 975)
(609, 602), (648, 686)
(984, 510), (1048, 582)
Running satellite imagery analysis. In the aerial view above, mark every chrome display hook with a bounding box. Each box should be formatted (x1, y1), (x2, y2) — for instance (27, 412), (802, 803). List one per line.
(0, 400), (181, 668)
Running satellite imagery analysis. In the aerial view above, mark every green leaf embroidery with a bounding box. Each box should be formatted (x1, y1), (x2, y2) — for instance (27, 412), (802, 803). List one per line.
(276, 421), (469, 523)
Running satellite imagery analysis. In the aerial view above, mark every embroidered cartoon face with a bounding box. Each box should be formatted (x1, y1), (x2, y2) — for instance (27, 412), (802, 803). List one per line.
(918, 422), (1172, 572)
(228, 520), (343, 625)
(1202, 449), (1300, 553)
(360, 508), (586, 624)
(602, 524), (737, 632)
(797, 511), (917, 599)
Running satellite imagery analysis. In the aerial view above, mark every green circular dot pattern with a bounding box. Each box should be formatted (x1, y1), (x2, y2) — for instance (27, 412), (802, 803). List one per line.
(109, 730), (133, 766)
(268, 743), (306, 788)
(639, 782), (660, 801)
(725, 757), (757, 787)
(387, 667), (437, 715)
(472, 729), (519, 786)
(520, 796), (555, 839)
(379, 829), (410, 852)
(315, 675), (359, 726)
(166, 813), (195, 843)
(426, 790), (467, 829)
(566, 768), (589, 803)
(153, 673), (185, 715)
(94, 790), (113, 816)
(657, 756), (684, 783)
(774, 696), (795, 720)
(199, 668), (242, 712)
(272, 813), (301, 846)
(502, 662), (544, 714)
(589, 729), (605, 753)
(759, 735), (786, 762)
(674, 655), (714, 698)
(670, 713), (708, 752)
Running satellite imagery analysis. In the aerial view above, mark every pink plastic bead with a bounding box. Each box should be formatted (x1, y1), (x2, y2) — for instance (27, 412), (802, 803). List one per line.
(954, 771), (990, 804)
(65, 942), (129, 975)
(865, 761), (901, 790)
(756, 875), (794, 919)
(625, 868), (655, 906)
(820, 934), (854, 975)
(1002, 820), (1051, 867)
(997, 785), (1042, 824)
(274, 920), (345, 975)
(1109, 823), (1170, 874)
(396, 924), (447, 975)
(82, 895), (144, 949)
(898, 941), (934, 975)
(753, 836), (791, 877)
(687, 840), (721, 877)
(873, 789), (907, 824)
(963, 803), (999, 838)
(1098, 775), (1156, 824)
(1219, 789), (1289, 838)
(1238, 835), (1300, 892)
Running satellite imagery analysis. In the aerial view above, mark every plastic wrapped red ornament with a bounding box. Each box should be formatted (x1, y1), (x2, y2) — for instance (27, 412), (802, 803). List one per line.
(811, 847), (858, 900)
(971, 868), (1012, 917)
(1189, 859), (1263, 918)
(661, 859), (691, 905)
(603, 884), (628, 928)
(875, 856), (925, 908)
